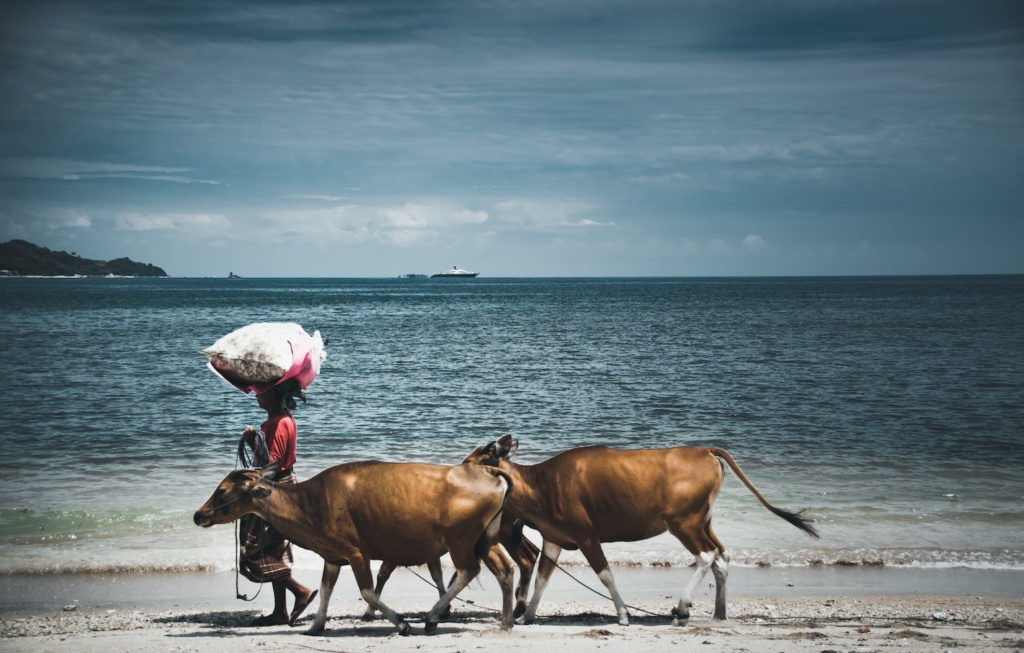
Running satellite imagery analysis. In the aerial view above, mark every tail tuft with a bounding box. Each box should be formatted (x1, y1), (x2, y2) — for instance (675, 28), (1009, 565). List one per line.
(769, 506), (820, 539)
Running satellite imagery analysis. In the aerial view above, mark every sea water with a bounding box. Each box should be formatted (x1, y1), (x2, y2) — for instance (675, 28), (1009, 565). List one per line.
(0, 276), (1022, 577)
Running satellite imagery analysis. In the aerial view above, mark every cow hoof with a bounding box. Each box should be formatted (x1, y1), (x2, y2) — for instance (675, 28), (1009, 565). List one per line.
(359, 612), (375, 622)
(671, 606), (690, 627)
(500, 621), (514, 632)
(513, 602), (527, 619)
(398, 622), (411, 637)
(713, 611), (727, 621)
(305, 623), (325, 636)
(441, 605), (452, 620)
(516, 611), (537, 626)
(425, 621), (438, 634)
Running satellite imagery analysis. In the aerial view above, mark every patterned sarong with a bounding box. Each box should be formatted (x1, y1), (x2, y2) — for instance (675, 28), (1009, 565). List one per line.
(238, 471), (297, 584)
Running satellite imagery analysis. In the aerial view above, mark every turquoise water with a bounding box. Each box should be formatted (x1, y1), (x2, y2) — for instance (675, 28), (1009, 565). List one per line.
(1, 276), (1022, 574)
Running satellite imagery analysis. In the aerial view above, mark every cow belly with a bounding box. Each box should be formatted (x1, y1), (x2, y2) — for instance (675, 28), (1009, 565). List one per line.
(367, 534), (448, 566)
(596, 519), (667, 543)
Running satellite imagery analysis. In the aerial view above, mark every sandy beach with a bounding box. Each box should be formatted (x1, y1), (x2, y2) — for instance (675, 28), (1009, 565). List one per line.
(2, 567), (1021, 653)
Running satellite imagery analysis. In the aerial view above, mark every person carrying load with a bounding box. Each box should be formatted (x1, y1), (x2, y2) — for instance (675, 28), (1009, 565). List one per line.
(203, 322), (327, 626)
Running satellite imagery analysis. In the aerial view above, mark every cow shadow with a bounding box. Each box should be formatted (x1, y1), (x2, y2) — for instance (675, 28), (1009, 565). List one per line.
(155, 608), (508, 639)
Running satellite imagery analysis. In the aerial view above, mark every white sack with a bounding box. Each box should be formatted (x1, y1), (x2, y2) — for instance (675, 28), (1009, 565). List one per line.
(203, 322), (325, 387)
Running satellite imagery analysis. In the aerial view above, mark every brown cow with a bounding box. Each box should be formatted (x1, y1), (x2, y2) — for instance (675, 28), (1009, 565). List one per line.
(194, 461), (516, 635)
(463, 435), (819, 626)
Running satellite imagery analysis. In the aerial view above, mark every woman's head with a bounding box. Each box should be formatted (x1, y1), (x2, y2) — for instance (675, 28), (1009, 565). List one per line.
(256, 378), (306, 413)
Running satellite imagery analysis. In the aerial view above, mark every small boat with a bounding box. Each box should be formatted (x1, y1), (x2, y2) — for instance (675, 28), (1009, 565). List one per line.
(431, 265), (479, 278)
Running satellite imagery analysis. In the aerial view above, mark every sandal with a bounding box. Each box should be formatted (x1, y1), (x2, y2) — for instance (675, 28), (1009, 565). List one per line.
(251, 614), (288, 627)
(289, 590), (318, 626)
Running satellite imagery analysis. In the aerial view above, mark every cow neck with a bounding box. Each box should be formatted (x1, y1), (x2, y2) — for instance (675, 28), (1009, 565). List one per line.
(503, 459), (544, 515)
(252, 479), (309, 544)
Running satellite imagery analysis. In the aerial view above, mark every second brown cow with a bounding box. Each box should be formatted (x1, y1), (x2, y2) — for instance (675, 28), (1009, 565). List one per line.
(463, 435), (819, 626)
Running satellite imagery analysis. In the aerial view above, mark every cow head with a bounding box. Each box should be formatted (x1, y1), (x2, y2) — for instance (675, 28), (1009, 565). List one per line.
(193, 463), (277, 527)
(463, 434), (519, 468)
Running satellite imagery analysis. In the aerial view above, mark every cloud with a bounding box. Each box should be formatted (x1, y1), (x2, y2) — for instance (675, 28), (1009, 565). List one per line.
(286, 194), (349, 201)
(492, 198), (609, 231)
(257, 201), (489, 248)
(742, 234), (767, 250)
(377, 204), (488, 230)
(0, 158), (218, 184)
(115, 212), (231, 232)
(62, 211), (92, 229)
(70, 174), (220, 185)
(708, 238), (731, 254)
(254, 199), (612, 251)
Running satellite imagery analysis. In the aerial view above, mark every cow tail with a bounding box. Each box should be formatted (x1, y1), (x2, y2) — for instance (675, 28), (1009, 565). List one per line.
(480, 467), (514, 498)
(709, 448), (820, 539)
(474, 468), (513, 561)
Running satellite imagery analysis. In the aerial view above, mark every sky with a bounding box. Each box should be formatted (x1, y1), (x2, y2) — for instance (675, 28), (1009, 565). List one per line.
(1, 0), (1022, 278)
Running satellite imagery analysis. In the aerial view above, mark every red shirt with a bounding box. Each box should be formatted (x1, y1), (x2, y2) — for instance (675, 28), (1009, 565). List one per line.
(261, 411), (297, 472)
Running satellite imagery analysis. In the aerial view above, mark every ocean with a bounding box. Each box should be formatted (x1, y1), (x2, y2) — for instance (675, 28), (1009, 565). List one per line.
(1, 276), (1022, 581)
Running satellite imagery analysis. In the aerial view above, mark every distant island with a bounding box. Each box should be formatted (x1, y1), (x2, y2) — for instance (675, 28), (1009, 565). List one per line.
(0, 239), (168, 277)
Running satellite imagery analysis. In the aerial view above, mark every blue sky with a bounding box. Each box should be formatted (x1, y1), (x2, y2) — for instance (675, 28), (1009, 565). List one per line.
(1, 0), (1022, 277)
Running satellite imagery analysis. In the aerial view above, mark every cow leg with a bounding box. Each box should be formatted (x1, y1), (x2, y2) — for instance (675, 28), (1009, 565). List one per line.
(577, 539), (629, 626)
(669, 517), (721, 626)
(672, 548), (716, 626)
(711, 551), (729, 620)
(706, 522), (730, 620)
(350, 556), (411, 636)
(503, 522), (538, 618)
(482, 543), (516, 630)
(361, 561), (397, 620)
(306, 562), (341, 636)
(425, 559), (481, 633)
(427, 559), (452, 620)
(520, 541), (562, 624)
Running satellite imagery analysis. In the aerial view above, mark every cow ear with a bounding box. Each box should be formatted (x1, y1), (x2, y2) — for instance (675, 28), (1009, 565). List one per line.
(258, 462), (278, 479)
(496, 434), (519, 459)
(250, 484), (272, 499)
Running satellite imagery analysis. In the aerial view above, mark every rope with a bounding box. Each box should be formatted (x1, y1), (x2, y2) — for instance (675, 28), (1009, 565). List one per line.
(234, 519), (262, 602)
(232, 431), (272, 603)
(545, 556), (663, 617)
(401, 547), (664, 619)
(404, 566), (502, 614)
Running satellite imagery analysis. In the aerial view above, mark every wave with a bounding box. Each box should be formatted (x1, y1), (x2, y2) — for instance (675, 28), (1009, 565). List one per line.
(0, 562), (220, 576)
(3, 545), (1023, 576)
(573, 546), (1024, 571)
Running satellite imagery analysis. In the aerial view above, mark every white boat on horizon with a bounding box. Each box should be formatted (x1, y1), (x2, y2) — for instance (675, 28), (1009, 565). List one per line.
(431, 266), (479, 278)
